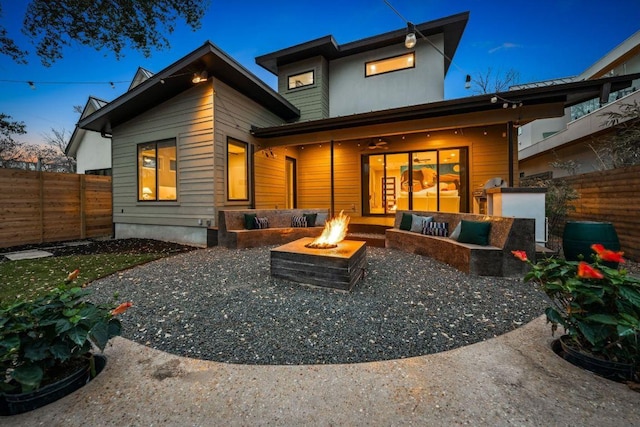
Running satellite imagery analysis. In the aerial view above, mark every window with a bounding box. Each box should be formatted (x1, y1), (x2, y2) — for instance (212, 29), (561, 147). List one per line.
(138, 139), (177, 201)
(227, 138), (249, 201)
(365, 53), (415, 77)
(288, 70), (314, 89)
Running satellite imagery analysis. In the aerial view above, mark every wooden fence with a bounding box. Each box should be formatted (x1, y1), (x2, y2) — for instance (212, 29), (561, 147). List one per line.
(556, 164), (640, 262)
(0, 169), (112, 248)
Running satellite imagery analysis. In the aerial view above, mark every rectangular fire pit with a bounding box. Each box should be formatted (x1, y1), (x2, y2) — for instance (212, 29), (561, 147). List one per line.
(270, 237), (366, 291)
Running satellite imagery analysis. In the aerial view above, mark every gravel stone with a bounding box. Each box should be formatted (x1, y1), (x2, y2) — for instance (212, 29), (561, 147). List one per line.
(87, 245), (549, 365)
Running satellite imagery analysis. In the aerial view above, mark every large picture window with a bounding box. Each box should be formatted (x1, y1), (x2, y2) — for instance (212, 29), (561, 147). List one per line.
(365, 53), (415, 77)
(227, 138), (249, 201)
(138, 139), (177, 201)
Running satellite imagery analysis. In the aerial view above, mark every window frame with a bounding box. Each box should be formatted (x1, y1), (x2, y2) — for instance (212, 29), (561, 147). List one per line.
(136, 138), (177, 202)
(365, 52), (415, 78)
(287, 70), (315, 90)
(226, 137), (250, 202)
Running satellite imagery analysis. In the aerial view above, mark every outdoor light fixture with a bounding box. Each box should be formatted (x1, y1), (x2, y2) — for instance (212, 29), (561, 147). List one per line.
(405, 22), (417, 49)
(192, 71), (208, 84)
(27, 81), (35, 90)
(465, 74), (471, 89)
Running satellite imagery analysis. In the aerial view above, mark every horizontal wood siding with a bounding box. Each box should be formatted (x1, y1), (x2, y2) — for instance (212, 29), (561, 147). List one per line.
(297, 145), (331, 209)
(212, 77), (287, 214)
(112, 83), (216, 227)
(0, 169), (112, 248)
(279, 57), (329, 121)
(557, 164), (640, 261)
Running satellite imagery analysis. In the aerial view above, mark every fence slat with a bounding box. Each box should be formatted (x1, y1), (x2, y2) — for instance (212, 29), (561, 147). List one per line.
(0, 169), (112, 248)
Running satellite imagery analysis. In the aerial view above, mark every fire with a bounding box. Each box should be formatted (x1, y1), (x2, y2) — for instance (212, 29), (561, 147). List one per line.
(306, 210), (350, 249)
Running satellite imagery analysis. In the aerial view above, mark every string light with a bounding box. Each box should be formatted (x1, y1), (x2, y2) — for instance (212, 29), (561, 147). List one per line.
(0, 78), (129, 89)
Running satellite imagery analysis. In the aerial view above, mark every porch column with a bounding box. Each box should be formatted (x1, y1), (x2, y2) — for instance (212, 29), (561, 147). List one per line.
(330, 140), (335, 216)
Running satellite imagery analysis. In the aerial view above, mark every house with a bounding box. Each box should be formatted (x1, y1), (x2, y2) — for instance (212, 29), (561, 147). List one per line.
(66, 68), (156, 175)
(517, 30), (640, 179)
(78, 12), (639, 247)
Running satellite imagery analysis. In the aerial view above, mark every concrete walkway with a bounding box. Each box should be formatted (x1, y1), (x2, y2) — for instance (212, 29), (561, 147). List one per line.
(4, 315), (639, 426)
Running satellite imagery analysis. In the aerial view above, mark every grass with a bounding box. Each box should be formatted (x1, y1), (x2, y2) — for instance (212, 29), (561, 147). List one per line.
(0, 253), (162, 303)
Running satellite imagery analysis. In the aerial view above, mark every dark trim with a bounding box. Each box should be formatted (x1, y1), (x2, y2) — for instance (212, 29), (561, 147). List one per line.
(226, 137), (251, 202)
(287, 69), (315, 90)
(330, 140), (335, 216)
(508, 121), (514, 186)
(365, 52), (415, 78)
(136, 138), (177, 202)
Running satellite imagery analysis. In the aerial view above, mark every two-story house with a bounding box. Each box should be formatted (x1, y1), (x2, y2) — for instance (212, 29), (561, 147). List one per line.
(78, 12), (639, 246)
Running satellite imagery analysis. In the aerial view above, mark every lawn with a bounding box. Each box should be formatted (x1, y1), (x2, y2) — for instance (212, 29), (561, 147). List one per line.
(0, 253), (163, 303)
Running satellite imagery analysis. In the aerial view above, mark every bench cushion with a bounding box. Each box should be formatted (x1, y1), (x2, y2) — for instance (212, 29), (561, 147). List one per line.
(457, 220), (491, 245)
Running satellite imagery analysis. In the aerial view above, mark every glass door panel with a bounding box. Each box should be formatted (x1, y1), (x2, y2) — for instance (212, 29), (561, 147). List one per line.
(437, 149), (463, 213)
(384, 153), (408, 213)
(409, 150), (438, 211)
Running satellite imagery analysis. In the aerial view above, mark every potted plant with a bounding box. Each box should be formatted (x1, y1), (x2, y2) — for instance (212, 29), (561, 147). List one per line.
(512, 245), (640, 382)
(0, 271), (132, 415)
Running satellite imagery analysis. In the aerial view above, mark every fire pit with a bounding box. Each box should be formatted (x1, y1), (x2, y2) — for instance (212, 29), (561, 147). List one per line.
(270, 211), (366, 291)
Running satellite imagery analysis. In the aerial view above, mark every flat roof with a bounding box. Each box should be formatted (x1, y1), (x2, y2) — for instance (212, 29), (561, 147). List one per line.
(255, 12), (469, 76)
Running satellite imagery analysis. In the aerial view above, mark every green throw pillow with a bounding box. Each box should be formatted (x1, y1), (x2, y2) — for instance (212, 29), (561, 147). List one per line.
(303, 213), (317, 227)
(244, 213), (257, 230)
(457, 220), (491, 246)
(399, 212), (413, 231)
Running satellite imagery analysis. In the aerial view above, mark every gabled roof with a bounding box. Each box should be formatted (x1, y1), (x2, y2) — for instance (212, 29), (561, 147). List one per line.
(255, 12), (469, 76)
(251, 73), (640, 139)
(128, 67), (155, 91)
(65, 96), (110, 156)
(79, 42), (300, 134)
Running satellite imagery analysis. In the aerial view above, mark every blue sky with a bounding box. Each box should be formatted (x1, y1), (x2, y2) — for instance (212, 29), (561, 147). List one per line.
(1, 0), (639, 145)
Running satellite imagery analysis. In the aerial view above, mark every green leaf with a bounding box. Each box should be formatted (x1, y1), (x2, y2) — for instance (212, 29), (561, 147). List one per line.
(619, 285), (640, 308)
(90, 322), (110, 351)
(23, 340), (49, 361)
(584, 314), (619, 326)
(545, 307), (566, 327)
(55, 318), (73, 335)
(11, 364), (43, 391)
(49, 342), (72, 361)
(617, 324), (638, 338)
(577, 321), (610, 346)
(67, 326), (89, 346)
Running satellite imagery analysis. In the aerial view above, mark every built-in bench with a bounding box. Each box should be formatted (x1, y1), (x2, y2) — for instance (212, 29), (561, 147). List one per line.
(385, 210), (535, 276)
(217, 208), (329, 249)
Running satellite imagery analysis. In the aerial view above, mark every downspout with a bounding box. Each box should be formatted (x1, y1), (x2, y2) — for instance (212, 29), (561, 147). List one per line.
(330, 140), (335, 216)
(507, 121), (514, 186)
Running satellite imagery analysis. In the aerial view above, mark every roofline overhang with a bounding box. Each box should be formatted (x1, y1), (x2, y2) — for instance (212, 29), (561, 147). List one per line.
(255, 12), (469, 76)
(79, 42), (300, 134)
(251, 73), (640, 139)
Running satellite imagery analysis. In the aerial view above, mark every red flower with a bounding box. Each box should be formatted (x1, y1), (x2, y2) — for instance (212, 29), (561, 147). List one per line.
(590, 244), (625, 263)
(64, 269), (80, 283)
(577, 262), (604, 279)
(511, 250), (528, 262)
(111, 302), (133, 316)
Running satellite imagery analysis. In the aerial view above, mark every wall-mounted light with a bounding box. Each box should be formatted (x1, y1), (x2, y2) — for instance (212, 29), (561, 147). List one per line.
(405, 23), (417, 49)
(192, 71), (208, 84)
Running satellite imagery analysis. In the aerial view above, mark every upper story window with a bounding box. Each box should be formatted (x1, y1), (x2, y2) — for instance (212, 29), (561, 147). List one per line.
(138, 139), (177, 201)
(288, 70), (314, 89)
(365, 53), (415, 77)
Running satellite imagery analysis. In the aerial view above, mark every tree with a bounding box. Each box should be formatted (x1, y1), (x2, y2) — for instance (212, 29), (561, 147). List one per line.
(0, 114), (26, 168)
(0, 0), (209, 66)
(589, 101), (640, 170)
(42, 127), (76, 172)
(470, 67), (521, 94)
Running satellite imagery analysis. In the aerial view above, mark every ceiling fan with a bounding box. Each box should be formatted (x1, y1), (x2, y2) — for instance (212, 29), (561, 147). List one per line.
(413, 156), (433, 164)
(367, 139), (389, 150)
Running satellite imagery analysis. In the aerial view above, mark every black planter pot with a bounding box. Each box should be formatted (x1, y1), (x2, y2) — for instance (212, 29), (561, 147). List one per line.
(553, 335), (636, 382)
(0, 354), (107, 416)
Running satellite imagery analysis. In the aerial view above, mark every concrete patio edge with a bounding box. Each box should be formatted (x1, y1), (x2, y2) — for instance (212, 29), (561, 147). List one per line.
(4, 315), (639, 426)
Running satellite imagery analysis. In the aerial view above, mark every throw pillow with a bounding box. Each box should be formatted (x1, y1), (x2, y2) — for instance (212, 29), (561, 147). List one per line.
(291, 216), (307, 228)
(244, 213), (257, 230)
(254, 217), (269, 229)
(316, 212), (328, 226)
(303, 213), (317, 227)
(399, 212), (413, 231)
(457, 220), (492, 246)
(423, 221), (449, 237)
(410, 214), (433, 233)
(449, 221), (462, 241)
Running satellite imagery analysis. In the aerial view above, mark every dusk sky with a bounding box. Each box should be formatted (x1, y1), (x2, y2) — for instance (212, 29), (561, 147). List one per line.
(1, 0), (639, 146)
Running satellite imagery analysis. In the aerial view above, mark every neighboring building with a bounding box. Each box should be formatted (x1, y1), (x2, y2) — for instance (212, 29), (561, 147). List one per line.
(517, 30), (640, 179)
(78, 12), (639, 246)
(66, 68), (156, 175)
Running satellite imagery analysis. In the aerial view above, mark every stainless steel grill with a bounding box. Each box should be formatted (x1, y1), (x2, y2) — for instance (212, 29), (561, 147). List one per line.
(473, 177), (506, 214)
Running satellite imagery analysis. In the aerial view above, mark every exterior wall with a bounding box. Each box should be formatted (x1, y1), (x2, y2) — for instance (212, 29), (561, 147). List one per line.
(254, 146), (298, 209)
(329, 36), (445, 117)
(110, 77), (287, 246)
(75, 131), (112, 173)
(278, 56), (329, 121)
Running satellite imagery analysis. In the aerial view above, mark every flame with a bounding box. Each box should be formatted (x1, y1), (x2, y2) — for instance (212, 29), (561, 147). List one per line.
(308, 210), (350, 248)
